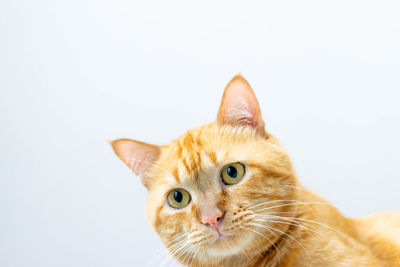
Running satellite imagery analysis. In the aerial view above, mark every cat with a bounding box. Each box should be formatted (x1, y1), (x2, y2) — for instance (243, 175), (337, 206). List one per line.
(110, 75), (400, 266)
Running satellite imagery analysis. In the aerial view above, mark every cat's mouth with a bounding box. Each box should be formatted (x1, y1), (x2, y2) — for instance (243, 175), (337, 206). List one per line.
(211, 231), (236, 246)
(217, 234), (228, 240)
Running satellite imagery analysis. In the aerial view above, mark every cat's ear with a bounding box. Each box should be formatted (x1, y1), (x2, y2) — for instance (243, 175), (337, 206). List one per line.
(217, 74), (266, 135)
(109, 138), (160, 176)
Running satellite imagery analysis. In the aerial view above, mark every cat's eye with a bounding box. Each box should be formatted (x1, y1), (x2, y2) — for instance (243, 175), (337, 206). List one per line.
(221, 162), (245, 185)
(167, 189), (191, 209)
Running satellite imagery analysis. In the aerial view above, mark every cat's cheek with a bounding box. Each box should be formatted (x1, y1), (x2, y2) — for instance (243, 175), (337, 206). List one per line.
(154, 212), (190, 248)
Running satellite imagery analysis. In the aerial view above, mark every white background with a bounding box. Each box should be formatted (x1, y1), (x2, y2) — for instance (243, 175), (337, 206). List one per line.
(1, 1), (400, 266)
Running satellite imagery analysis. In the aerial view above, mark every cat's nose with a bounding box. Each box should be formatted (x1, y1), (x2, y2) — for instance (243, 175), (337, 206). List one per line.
(201, 209), (225, 231)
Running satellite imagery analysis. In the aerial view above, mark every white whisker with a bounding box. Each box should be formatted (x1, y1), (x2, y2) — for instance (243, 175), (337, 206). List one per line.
(253, 201), (331, 213)
(249, 222), (311, 262)
(147, 234), (187, 266)
(247, 227), (281, 259)
(267, 215), (358, 246)
(253, 217), (328, 240)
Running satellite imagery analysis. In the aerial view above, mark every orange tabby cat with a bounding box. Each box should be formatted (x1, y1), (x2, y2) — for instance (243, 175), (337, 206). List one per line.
(110, 75), (400, 266)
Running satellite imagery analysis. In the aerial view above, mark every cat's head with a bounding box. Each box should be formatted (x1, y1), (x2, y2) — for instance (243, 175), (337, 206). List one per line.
(110, 75), (299, 265)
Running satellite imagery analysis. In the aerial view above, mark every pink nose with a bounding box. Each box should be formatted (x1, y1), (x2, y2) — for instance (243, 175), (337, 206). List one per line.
(201, 210), (225, 231)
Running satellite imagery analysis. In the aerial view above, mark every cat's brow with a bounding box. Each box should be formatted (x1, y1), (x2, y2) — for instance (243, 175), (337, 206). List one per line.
(171, 166), (180, 183)
(176, 131), (204, 176)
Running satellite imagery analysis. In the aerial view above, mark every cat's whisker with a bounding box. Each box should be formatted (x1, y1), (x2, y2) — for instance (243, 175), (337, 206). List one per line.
(253, 201), (332, 213)
(165, 234), (188, 248)
(266, 215), (359, 247)
(253, 217), (328, 240)
(147, 234), (188, 267)
(163, 237), (187, 255)
(248, 199), (314, 214)
(161, 239), (191, 267)
(256, 213), (335, 241)
(247, 199), (308, 210)
(249, 222), (312, 262)
(169, 238), (190, 254)
(249, 222), (301, 248)
(185, 244), (200, 267)
(146, 244), (165, 266)
(246, 226), (281, 259)
(158, 237), (191, 267)
(156, 234), (187, 255)
(179, 244), (194, 266)
(147, 249), (172, 266)
(189, 245), (201, 267)
(181, 244), (199, 266)
(174, 228), (209, 266)
(268, 210), (303, 215)
(187, 228), (214, 266)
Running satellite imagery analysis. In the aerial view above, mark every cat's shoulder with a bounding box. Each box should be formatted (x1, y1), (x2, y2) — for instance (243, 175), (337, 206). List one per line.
(356, 212), (400, 228)
(353, 212), (400, 247)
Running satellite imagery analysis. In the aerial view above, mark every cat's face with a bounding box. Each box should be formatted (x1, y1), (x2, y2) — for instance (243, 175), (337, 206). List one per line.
(110, 75), (299, 265)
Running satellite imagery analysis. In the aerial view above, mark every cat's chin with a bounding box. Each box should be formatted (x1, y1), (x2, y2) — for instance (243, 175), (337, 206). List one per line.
(217, 234), (229, 241)
(205, 233), (244, 256)
(212, 233), (233, 244)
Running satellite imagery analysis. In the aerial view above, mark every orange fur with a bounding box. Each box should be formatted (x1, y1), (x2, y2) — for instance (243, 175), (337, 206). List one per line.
(110, 75), (400, 266)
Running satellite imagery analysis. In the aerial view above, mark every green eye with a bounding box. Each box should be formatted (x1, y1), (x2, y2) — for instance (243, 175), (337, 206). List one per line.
(221, 163), (245, 185)
(167, 189), (191, 209)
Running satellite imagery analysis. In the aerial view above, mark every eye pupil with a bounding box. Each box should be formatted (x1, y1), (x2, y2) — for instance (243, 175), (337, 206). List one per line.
(173, 191), (183, 203)
(227, 166), (237, 178)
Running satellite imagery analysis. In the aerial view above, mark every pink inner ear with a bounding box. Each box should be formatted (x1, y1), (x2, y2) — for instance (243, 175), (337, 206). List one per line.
(109, 139), (160, 175)
(217, 75), (265, 134)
